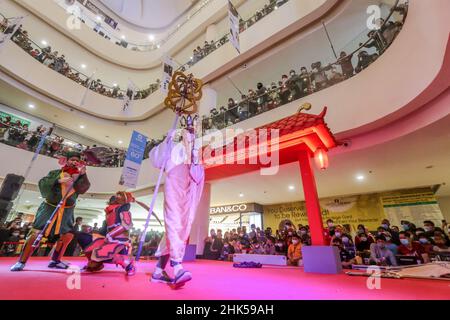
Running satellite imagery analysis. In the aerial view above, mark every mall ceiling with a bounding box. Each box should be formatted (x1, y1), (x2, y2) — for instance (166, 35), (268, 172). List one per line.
(97, 0), (198, 30)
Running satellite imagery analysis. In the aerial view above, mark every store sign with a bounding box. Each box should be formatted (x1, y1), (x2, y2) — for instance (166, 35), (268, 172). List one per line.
(210, 203), (262, 215)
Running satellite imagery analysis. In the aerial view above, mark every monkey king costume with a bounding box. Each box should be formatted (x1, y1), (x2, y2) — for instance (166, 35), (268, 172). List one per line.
(149, 126), (205, 287)
(77, 192), (136, 276)
(11, 151), (90, 271)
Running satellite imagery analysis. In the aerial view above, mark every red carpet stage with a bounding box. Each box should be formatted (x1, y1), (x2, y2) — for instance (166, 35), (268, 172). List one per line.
(0, 258), (448, 300)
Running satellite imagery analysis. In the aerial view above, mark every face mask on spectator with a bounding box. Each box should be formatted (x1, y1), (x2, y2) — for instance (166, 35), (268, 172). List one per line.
(239, 233), (244, 237)
(292, 240), (299, 245)
(288, 232), (293, 236)
(358, 229), (365, 234)
(381, 224), (389, 229)
(342, 237), (349, 243)
(12, 233), (20, 237)
(416, 231), (424, 236)
(300, 230), (306, 235)
(402, 224), (409, 231)
(423, 226), (433, 232)
(360, 237), (367, 242)
(328, 222), (334, 227)
(400, 239), (409, 245)
(385, 236), (391, 242)
(334, 232), (341, 238)
(419, 238), (429, 244)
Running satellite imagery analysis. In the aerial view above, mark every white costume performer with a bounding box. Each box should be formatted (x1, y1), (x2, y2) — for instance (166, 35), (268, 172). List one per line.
(150, 128), (205, 286)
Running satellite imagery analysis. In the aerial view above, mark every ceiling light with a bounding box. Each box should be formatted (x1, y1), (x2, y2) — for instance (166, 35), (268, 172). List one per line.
(274, 6), (278, 10)
(121, 35), (126, 40)
(28, 104), (35, 109)
(118, 140), (123, 144)
(356, 175), (365, 181)
(239, 193), (244, 198)
(79, 125), (85, 129)
(81, 64), (87, 69)
(288, 185), (295, 191)
(25, 200), (30, 203)
(157, 44), (161, 49)
(148, 34), (155, 41)
(96, 16), (102, 21)
(113, 83), (117, 87)
(41, 40), (47, 46)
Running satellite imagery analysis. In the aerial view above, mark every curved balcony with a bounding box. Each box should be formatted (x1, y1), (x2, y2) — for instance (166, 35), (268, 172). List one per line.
(0, 0), (339, 121)
(13, 0), (335, 69)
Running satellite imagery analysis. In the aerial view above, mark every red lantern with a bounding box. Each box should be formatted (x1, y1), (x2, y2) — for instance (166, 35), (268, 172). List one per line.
(314, 147), (329, 170)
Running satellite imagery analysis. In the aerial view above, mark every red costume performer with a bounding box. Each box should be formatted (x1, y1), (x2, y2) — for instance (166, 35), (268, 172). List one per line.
(77, 191), (136, 275)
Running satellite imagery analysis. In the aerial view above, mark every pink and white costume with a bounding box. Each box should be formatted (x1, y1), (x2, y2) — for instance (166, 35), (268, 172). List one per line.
(150, 130), (204, 263)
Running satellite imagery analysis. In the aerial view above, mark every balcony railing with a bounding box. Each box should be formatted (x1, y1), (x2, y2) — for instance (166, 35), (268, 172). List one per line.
(200, 0), (409, 135)
(54, 0), (215, 52)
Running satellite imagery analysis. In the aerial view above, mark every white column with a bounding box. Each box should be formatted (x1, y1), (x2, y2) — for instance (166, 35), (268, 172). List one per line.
(199, 84), (217, 117)
(205, 24), (218, 42)
(190, 183), (211, 255)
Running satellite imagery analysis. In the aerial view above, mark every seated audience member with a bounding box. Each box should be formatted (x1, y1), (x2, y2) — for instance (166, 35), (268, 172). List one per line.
(232, 240), (242, 254)
(397, 231), (427, 263)
(287, 235), (302, 266)
(297, 226), (311, 246)
(264, 237), (276, 255)
(341, 234), (356, 256)
(219, 240), (235, 261)
(369, 235), (398, 266)
(332, 238), (356, 269)
(432, 234), (450, 253)
(250, 240), (265, 255)
(423, 220), (450, 244)
(355, 231), (374, 252)
(275, 238), (286, 256)
(385, 233), (398, 255)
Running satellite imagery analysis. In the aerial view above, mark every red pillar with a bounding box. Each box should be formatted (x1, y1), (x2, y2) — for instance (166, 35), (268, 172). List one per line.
(298, 149), (326, 246)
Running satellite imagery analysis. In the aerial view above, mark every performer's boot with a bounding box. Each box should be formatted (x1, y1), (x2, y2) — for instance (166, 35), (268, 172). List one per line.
(171, 260), (192, 287)
(151, 254), (173, 283)
(112, 255), (136, 276)
(10, 229), (40, 271)
(48, 233), (73, 269)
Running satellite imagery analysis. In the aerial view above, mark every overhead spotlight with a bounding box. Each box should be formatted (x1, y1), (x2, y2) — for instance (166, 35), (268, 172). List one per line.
(79, 125), (85, 129)
(239, 193), (244, 198)
(148, 34), (155, 41)
(81, 64), (87, 69)
(96, 16), (102, 21)
(157, 44), (161, 49)
(288, 185), (295, 191)
(28, 104), (35, 109)
(356, 175), (365, 181)
(41, 40), (48, 46)
(113, 83), (118, 87)
(118, 140), (123, 144)
(25, 200), (30, 203)
(121, 35), (126, 40)
(274, 6), (278, 10)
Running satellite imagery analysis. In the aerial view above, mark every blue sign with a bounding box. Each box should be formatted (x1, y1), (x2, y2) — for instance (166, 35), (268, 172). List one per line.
(120, 131), (148, 188)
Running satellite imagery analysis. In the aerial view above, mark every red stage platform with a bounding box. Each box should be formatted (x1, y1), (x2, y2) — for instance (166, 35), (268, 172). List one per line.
(0, 258), (448, 300)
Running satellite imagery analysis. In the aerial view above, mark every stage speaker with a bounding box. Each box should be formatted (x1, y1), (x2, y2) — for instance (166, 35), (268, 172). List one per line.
(0, 199), (14, 224)
(0, 174), (25, 201)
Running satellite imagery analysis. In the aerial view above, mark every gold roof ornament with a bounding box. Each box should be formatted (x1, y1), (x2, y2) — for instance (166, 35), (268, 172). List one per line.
(164, 71), (203, 115)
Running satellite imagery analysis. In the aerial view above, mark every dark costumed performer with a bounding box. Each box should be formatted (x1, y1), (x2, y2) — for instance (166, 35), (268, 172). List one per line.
(10, 151), (90, 271)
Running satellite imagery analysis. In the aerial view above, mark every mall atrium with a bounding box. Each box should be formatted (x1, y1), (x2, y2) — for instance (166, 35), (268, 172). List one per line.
(0, 0), (449, 301)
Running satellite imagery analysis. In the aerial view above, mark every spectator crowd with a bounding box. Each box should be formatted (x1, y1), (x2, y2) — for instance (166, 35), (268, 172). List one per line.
(3, 211), (448, 271)
(201, 3), (407, 134)
(202, 218), (450, 268)
(186, 0), (290, 68)
(0, 16), (160, 100)
(0, 116), (127, 167)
